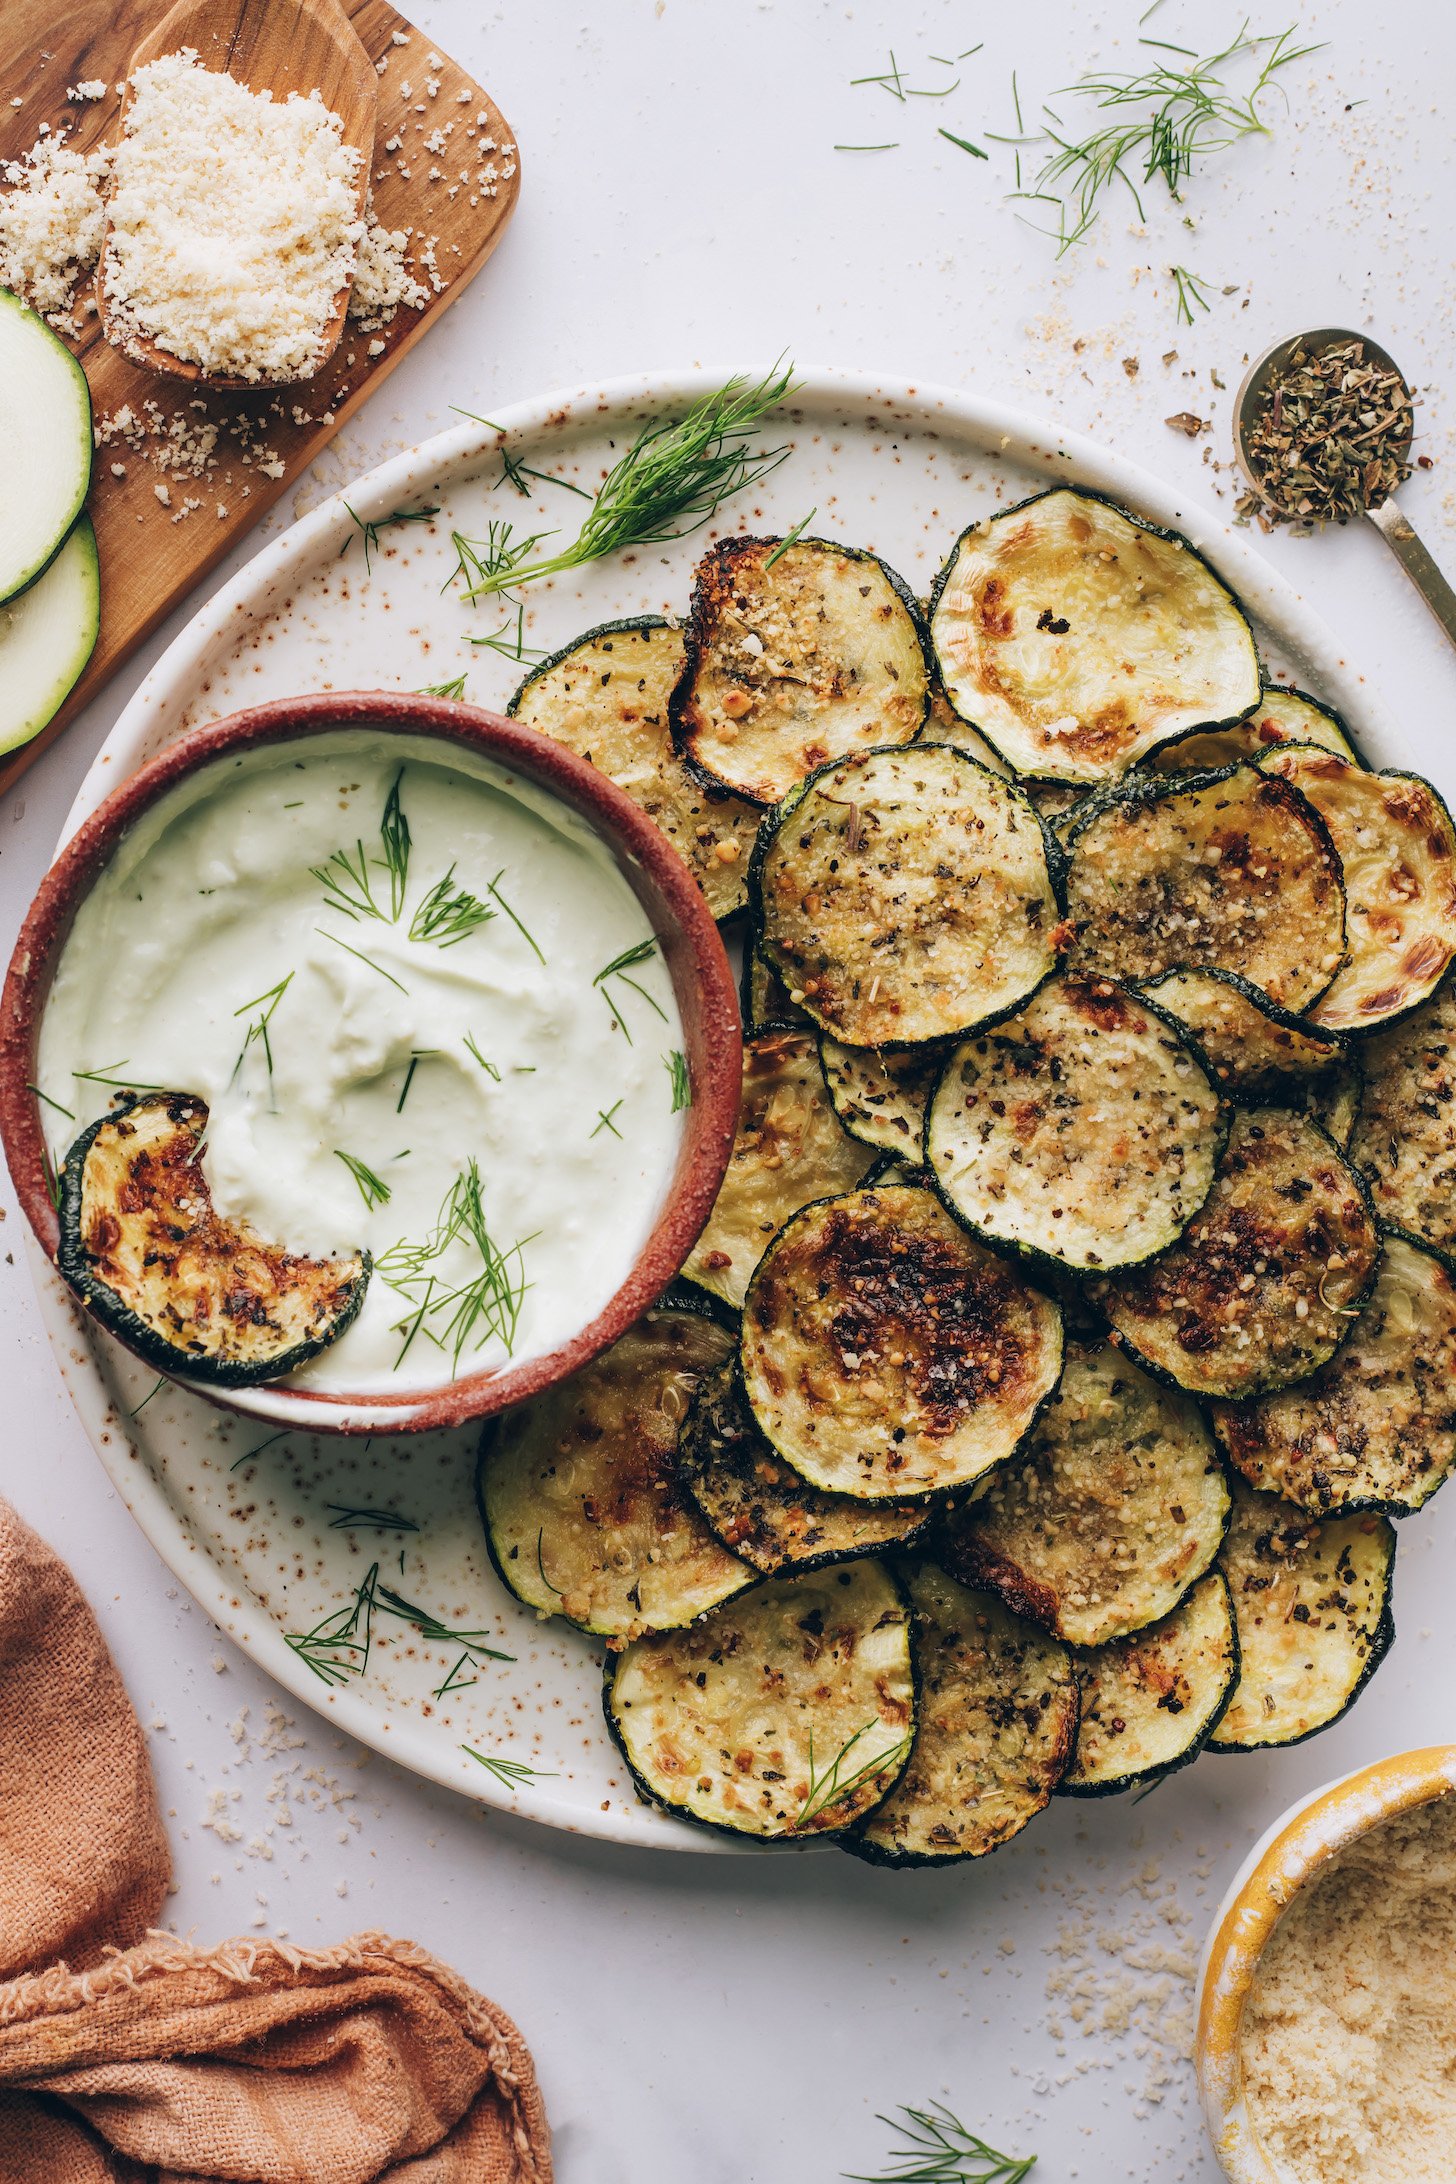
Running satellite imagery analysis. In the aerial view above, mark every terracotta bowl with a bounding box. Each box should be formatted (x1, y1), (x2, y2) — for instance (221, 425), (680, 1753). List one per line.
(1195, 1745), (1456, 2181)
(0, 691), (742, 1435)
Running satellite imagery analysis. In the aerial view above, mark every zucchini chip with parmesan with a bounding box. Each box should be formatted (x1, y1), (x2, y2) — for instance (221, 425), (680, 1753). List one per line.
(476, 1303), (750, 1640)
(509, 617), (758, 920)
(673, 535), (931, 806)
(928, 487), (1260, 785)
(1258, 745), (1456, 1034)
(604, 1559), (915, 1839)
(680, 1028), (875, 1310)
(1063, 763), (1347, 1014)
(940, 1338), (1229, 1647)
(1059, 1571), (1238, 1797)
(846, 1564), (1078, 1866)
(740, 1184), (1064, 1502)
(752, 743), (1063, 1048)
(925, 975), (1222, 1273)
(1209, 1480), (1395, 1752)
(1148, 683), (1360, 774)
(59, 1094), (368, 1385)
(1213, 1234), (1456, 1519)
(1142, 966), (1361, 1145)
(1096, 1108), (1380, 1401)
(1348, 979), (1456, 1257)
(818, 1036), (948, 1157)
(741, 949), (811, 1034)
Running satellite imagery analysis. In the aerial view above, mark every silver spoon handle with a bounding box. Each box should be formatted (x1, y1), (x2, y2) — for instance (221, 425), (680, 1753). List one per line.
(1365, 494), (1456, 648)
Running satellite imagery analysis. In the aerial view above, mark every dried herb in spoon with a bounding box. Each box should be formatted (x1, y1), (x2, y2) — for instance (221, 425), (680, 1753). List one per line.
(1238, 337), (1414, 526)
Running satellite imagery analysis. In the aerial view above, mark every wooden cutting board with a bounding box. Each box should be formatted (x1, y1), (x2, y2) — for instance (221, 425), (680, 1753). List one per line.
(0, 0), (518, 793)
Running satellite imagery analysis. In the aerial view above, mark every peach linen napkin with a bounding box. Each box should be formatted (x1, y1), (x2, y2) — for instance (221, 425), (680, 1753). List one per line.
(0, 1499), (551, 2183)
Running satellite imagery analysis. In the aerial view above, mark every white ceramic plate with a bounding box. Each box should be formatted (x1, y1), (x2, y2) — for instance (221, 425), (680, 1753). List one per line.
(31, 367), (1406, 1850)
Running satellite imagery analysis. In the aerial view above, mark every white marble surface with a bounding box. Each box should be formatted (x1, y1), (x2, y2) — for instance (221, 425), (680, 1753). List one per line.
(3, 3), (1455, 2177)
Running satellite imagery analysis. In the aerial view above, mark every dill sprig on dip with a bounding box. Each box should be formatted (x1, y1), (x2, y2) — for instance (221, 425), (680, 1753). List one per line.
(232, 972), (294, 1086)
(847, 2104), (1035, 2184)
(663, 1050), (691, 1112)
(377, 1159), (535, 1370)
(594, 938), (668, 1043)
(312, 768), (412, 925)
(409, 866), (496, 947)
(334, 1149), (392, 1210)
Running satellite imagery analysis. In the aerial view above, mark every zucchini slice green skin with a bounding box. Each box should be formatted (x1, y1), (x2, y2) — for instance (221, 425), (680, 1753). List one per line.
(58, 1094), (369, 1387)
(1209, 1481), (1395, 1753)
(751, 741), (1064, 1049)
(476, 1303), (750, 1641)
(928, 485), (1261, 786)
(740, 1184), (1065, 1503)
(925, 975), (1224, 1275)
(1140, 966), (1361, 1144)
(673, 534), (932, 807)
(0, 290), (93, 607)
(1095, 1108), (1380, 1401)
(1147, 683), (1361, 775)
(1213, 1233), (1456, 1519)
(940, 1338), (1230, 1647)
(740, 950), (811, 1034)
(1348, 976), (1456, 1259)
(1059, 1570), (1239, 1798)
(604, 1559), (917, 1840)
(818, 1034), (948, 1156)
(845, 1562), (1078, 1866)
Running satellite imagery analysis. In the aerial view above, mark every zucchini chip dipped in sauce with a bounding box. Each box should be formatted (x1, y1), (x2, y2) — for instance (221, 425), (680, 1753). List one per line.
(818, 1035), (948, 1157)
(58, 1094), (368, 1386)
(1059, 1570), (1238, 1797)
(1149, 682), (1361, 775)
(605, 1559), (915, 1839)
(1348, 977), (1456, 1256)
(1140, 966), (1360, 1146)
(928, 487), (1260, 785)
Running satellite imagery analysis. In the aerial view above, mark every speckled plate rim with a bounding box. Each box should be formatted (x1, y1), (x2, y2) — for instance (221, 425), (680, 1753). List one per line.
(26, 364), (1404, 1845)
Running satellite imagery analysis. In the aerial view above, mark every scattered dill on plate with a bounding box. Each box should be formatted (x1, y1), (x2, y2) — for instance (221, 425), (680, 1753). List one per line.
(846, 2103), (1035, 2184)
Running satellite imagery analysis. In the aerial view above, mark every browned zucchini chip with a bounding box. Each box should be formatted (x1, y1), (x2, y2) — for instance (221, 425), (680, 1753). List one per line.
(1348, 978), (1456, 1256)
(1148, 683), (1360, 774)
(1214, 1234), (1456, 1518)
(925, 975), (1222, 1273)
(1142, 966), (1361, 1144)
(740, 1184), (1063, 1502)
(681, 1028), (875, 1309)
(58, 1093), (368, 1386)
(1060, 1570), (1237, 1796)
(1257, 746), (1456, 1034)
(1300, 1055), (1363, 1151)
(928, 487), (1260, 785)
(752, 742), (1062, 1048)
(674, 535), (930, 806)
(741, 949), (811, 1034)
(604, 1559), (915, 1839)
(818, 1035), (947, 1156)
(940, 1338), (1229, 1646)
(846, 1563), (1078, 1866)
(1209, 1481), (1394, 1751)
(1063, 763), (1347, 1014)
(1096, 1108), (1379, 1400)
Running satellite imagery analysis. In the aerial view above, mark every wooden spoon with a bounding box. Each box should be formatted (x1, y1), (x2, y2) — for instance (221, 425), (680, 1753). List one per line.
(96, 0), (378, 390)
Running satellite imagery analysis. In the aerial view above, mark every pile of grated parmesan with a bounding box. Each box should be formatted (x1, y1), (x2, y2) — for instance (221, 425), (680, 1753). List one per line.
(0, 132), (110, 320)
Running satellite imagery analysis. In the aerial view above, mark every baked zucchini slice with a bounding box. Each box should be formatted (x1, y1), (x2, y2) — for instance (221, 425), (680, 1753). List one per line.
(58, 1094), (368, 1386)
(604, 1559), (916, 1839)
(740, 1184), (1064, 1502)
(1257, 746), (1456, 1035)
(1213, 1234), (1456, 1518)
(751, 742), (1063, 1048)
(1063, 763), (1347, 1014)
(939, 1338), (1229, 1646)
(508, 617), (757, 920)
(676, 1360), (927, 1574)
(925, 975), (1223, 1273)
(928, 487), (1260, 785)
(741, 950), (811, 1034)
(1348, 978), (1456, 1257)
(1141, 966), (1361, 1144)
(1209, 1480), (1395, 1752)
(476, 1304), (750, 1640)
(1148, 683), (1360, 774)
(845, 1563), (1078, 1866)
(818, 1035), (948, 1157)
(674, 535), (931, 806)
(680, 1028), (875, 1309)
(1059, 1571), (1238, 1797)
(1096, 1108), (1380, 1400)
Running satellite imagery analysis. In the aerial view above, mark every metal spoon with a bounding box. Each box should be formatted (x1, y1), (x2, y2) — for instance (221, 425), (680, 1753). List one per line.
(1234, 327), (1456, 649)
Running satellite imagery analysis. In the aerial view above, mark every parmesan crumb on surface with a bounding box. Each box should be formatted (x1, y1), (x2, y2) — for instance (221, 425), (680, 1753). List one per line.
(67, 80), (109, 101)
(347, 211), (429, 329)
(0, 132), (109, 318)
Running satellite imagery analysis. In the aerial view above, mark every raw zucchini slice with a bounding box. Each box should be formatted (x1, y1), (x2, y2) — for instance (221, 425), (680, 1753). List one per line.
(846, 1563), (1078, 1866)
(1348, 979), (1456, 1257)
(1209, 1480), (1395, 1752)
(1063, 763), (1347, 1014)
(0, 290), (92, 604)
(1257, 746), (1456, 1035)
(676, 1360), (927, 1574)
(1096, 1108), (1380, 1400)
(1059, 1571), (1238, 1797)
(928, 486), (1260, 785)
(674, 534), (931, 806)
(940, 1338), (1229, 1646)
(58, 1094), (368, 1386)
(740, 1184), (1064, 1502)
(1141, 966), (1360, 1143)
(925, 974), (1222, 1274)
(477, 1304), (750, 1639)
(818, 1036), (947, 1157)
(604, 1559), (916, 1839)
(0, 516), (100, 758)
(1213, 1234), (1456, 1518)
(741, 949), (811, 1034)
(1148, 684), (1360, 774)
(752, 743), (1062, 1048)
(508, 618), (757, 920)
(680, 1028), (875, 1310)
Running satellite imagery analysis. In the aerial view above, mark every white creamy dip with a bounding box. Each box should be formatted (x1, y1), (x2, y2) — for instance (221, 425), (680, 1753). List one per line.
(39, 730), (688, 1393)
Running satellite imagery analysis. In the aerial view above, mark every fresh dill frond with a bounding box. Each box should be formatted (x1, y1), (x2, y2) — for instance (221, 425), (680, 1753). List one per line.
(1170, 262), (1213, 323)
(793, 1721), (912, 1831)
(940, 127), (989, 160)
(851, 50), (907, 99)
(312, 769), (411, 923)
(663, 1050), (692, 1112)
(493, 442), (592, 500)
(765, 508), (817, 567)
(834, 141), (901, 151)
(396, 1050), (434, 1112)
(846, 2103), (1035, 2183)
(315, 929), (410, 994)
(379, 770), (411, 919)
(230, 1429), (288, 1472)
(485, 871), (545, 962)
(231, 971), (294, 1087)
(334, 1150), (392, 1210)
(409, 866), (496, 947)
(325, 1504), (419, 1532)
(28, 1082), (74, 1120)
(374, 1581), (516, 1664)
(342, 501), (439, 575)
(285, 1563), (380, 1687)
(594, 938), (668, 1043)
(445, 520), (554, 603)
(592, 1100), (624, 1138)
(463, 1033), (501, 1079)
(376, 1161), (534, 1369)
(129, 1376), (167, 1416)
(433, 1653), (477, 1697)
(418, 673), (469, 700)
(467, 600), (546, 664)
(72, 1061), (165, 1093)
(462, 1745), (556, 1786)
